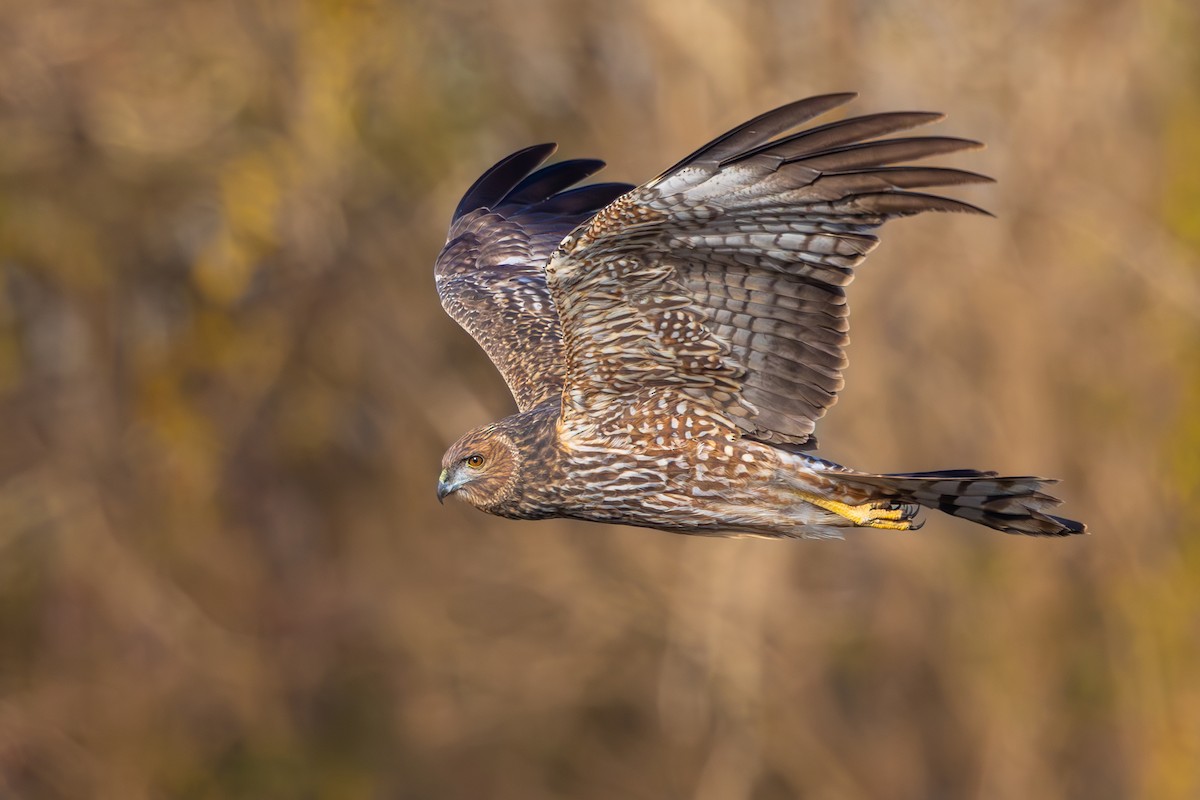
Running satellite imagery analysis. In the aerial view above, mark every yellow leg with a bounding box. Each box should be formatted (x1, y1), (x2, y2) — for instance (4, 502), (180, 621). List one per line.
(796, 492), (919, 531)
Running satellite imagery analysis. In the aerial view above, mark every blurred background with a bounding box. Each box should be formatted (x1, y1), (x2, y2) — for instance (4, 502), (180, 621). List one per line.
(1, 1), (1198, 798)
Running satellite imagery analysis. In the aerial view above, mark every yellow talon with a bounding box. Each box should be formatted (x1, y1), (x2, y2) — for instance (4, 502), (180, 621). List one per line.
(865, 504), (907, 521)
(860, 517), (915, 531)
(798, 493), (918, 530)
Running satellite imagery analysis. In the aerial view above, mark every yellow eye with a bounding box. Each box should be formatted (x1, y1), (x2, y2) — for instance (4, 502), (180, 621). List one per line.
(465, 454), (485, 469)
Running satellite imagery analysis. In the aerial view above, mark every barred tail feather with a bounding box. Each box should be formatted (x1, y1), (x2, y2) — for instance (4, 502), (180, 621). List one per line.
(840, 469), (1087, 537)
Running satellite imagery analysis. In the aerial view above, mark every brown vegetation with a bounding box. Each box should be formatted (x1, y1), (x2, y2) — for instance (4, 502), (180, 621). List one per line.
(1, 1), (1198, 798)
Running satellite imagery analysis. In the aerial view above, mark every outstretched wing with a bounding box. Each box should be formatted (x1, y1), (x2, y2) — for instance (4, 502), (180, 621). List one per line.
(435, 144), (633, 411)
(546, 93), (991, 447)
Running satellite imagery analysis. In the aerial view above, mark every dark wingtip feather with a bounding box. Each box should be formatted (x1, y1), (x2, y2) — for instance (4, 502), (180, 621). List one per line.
(860, 166), (996, 188)
(453, 143), (557, 221)
(505, 159), (608, 207)
(727, 110), (949, 166)
(658, 92), (859, 177)
(850, 190), (994, 217)
(537, 182), (633, 215)
(795, 136), (985, 173)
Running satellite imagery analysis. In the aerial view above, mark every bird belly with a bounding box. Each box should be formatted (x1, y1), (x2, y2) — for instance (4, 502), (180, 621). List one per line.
(554, 431), (848, 537)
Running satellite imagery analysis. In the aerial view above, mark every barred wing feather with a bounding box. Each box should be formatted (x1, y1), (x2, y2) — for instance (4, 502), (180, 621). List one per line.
(547, 93), (991, 446)
(435, 144), (633, 411)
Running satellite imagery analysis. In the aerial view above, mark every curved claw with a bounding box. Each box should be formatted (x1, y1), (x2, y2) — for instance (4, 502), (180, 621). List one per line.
(804, 495), (923, 530)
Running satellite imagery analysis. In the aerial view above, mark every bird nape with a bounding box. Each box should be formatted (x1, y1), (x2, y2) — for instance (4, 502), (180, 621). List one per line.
(433, 93), (1086, 539)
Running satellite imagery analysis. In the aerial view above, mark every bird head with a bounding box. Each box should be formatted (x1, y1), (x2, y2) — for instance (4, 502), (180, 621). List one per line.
(437, 424), (520, 511)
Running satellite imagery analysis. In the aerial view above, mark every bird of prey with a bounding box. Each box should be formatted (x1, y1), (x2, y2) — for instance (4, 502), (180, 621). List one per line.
(434, 94), (1085, 538)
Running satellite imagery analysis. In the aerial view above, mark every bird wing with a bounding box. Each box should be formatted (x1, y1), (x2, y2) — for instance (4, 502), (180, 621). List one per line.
(546, 93), (991, 447)
(435, 144), (633, 411)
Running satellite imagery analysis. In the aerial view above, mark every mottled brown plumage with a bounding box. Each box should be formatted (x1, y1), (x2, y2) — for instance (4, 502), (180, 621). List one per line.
(435, 94), (1086, 538)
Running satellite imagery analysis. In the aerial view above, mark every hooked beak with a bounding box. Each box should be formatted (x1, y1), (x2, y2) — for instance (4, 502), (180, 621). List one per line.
(437, 468), (458, 504)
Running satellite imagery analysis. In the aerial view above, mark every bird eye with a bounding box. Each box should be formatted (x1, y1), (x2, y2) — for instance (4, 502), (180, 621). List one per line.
(465, 454), (485, 469)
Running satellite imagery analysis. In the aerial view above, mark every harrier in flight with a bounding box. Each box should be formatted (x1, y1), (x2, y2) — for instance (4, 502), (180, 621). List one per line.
(434, 94), (1085, 538)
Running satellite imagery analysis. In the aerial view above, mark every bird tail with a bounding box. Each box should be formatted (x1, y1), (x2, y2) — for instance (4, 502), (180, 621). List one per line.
(836, 469), (1087, 537)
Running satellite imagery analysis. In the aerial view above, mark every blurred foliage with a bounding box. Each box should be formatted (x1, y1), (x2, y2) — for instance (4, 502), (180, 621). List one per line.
(1, 0), (1198, 798)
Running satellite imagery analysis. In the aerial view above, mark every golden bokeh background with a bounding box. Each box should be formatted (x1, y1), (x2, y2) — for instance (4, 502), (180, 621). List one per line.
(2, 1), (1198, 798)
